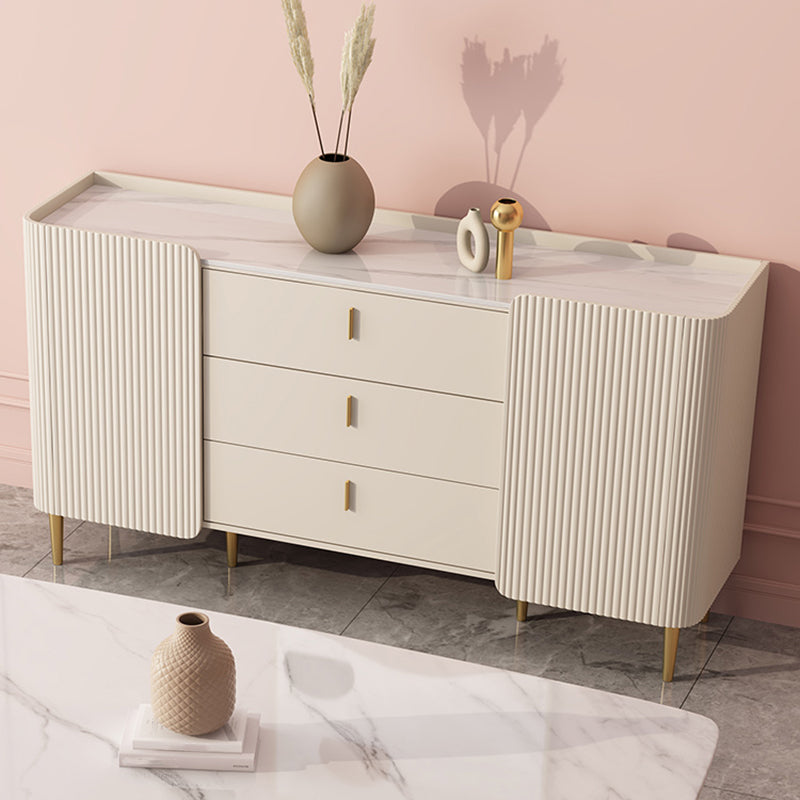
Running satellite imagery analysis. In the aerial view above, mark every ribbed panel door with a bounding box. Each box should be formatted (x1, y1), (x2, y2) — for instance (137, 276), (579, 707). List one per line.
(23, 221), (202, 538)
(496, 295), (723, 628)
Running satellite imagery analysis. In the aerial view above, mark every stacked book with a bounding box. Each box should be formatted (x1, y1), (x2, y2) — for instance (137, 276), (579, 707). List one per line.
(119, 705), (261, 771)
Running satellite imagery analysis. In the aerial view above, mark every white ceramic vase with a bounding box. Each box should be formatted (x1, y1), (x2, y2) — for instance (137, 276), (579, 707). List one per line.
(456, 207), (490, 273)
(151, 612), (236, 735)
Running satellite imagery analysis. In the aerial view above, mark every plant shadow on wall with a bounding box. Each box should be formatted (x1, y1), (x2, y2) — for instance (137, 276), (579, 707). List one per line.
(435, 36), (565, 228)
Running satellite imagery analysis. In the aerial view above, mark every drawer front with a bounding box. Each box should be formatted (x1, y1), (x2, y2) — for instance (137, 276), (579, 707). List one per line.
(204, 442), (498, 574)
(204, 357), (502, 487)
(203, 269), (507, 400)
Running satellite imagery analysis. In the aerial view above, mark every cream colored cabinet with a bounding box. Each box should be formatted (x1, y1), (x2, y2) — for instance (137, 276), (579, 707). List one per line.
(204, 442), (498, 573)
(204, 357), (502, 488)
(202, 268), (506, 575)
(496, 290), (769, 637)
(202, 269), (507, 400)
(25, 172), (769, 680)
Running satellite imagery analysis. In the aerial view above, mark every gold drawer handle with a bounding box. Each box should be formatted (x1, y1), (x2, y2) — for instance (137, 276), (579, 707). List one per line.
(346, 395), (353, 427)
(344, 479), (351, 511)
(348, 307), (355, 340)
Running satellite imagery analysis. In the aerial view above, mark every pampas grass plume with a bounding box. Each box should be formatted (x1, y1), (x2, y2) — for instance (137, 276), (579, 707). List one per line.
(341, 4), (376, 111)
(281, 0), (314, 99)
(281, 0), (377, 158)
(281, 0), (324, 154)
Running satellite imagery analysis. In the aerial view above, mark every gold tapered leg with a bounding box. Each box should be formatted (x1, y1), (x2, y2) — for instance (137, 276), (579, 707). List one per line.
(226, 532), (238, 568)
(700, 611), (710, 624)
(49, 514), (63, 566)
(663, 627), (680, 682)
(516, 600), (528, 622)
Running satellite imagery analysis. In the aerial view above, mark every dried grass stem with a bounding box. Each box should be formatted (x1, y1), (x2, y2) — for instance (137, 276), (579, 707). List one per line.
(282, 0), (376, 159)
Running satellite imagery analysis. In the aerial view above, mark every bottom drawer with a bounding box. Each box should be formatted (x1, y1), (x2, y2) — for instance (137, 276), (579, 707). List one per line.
(204, 442), (497, 574)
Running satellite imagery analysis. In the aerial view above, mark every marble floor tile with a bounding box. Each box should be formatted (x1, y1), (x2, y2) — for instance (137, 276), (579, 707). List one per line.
(697, 788), (772, 800)
(341, 565), (731, 707)
(683, 617), (800, 800)
(534, 610), (731, 708)
(0, 485), (81, 577)
(24, 523), (397, 634)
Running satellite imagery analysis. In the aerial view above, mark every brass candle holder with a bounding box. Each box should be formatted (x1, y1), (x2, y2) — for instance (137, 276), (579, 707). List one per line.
(490, 198), (523, 280)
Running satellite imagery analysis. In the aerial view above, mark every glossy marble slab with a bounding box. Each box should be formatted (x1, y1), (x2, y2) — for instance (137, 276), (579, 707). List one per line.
(0, 574), (718, 799)
(39, 180), (761, 316)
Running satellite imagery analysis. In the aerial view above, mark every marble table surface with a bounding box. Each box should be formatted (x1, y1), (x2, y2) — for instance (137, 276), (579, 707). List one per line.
(41, 182), (758, 316)
(0, 575), (717, 799)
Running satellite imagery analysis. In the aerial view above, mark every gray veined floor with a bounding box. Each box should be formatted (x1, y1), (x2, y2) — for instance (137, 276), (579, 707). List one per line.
(1, 484), (797, 800)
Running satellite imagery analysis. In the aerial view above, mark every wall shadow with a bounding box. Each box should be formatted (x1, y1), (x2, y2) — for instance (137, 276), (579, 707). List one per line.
(435, 36), (564, 227)
(435, 181), (546, 228)
(665, 232), (718, 253)
(642, 232), (718, 265)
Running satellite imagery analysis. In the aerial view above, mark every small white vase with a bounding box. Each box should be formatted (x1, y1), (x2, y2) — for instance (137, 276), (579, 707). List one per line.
(456, 208), (490, 273)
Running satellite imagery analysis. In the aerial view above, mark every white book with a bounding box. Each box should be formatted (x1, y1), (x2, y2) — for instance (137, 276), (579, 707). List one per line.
(119, 711), (261, 771)
(131, 705), (249, 753)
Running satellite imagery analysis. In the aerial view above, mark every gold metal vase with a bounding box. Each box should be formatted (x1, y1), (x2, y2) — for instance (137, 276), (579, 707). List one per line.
(151, 612), (236, 735)
(490, 198), (523, 280)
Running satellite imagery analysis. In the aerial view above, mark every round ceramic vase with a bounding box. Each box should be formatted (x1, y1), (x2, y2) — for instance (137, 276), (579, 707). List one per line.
(151, 611), (236, 736)
(456, 207), (490, 272)
(292, 154), (375, 254)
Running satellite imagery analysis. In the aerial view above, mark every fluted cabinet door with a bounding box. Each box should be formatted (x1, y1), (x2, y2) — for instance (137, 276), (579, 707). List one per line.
(23, 221), (202, 538)
(496, 279), (767, 628)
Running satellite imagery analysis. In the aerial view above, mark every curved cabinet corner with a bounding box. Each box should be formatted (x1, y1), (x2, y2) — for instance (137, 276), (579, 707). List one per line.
(496, 278), (768, 628)
(23, 220), (202, 538)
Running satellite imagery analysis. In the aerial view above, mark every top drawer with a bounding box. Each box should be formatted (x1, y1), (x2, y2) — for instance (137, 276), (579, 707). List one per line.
(203, 269), (507, 400)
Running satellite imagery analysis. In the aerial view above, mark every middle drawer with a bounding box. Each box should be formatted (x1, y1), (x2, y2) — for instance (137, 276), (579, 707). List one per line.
(204, 357), (503, 488)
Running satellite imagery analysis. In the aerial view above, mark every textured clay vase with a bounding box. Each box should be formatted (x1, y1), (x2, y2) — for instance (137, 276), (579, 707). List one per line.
(151, 612), (236, 735)
(456, 207), (490, 272)
(292, 154), (375, 254)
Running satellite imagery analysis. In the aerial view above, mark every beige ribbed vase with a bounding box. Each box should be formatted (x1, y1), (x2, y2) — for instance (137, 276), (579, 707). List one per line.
(151, 612), (236, 735)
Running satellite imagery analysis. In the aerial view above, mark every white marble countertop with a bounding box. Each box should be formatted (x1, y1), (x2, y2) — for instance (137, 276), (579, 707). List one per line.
(0, 575), (717, 798)
(37, 177), (763, 316)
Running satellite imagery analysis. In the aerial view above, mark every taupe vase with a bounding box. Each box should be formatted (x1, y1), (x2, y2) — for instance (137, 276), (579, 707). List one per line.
(292, 154), (375, 254)
(151, 612), (236, 736)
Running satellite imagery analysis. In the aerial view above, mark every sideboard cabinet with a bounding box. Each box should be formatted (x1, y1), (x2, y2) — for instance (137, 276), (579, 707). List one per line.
(25, 172), (768, 680)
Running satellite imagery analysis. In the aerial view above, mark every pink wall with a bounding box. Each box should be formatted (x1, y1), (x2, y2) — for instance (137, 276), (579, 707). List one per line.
(1, 1), (799, 625)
